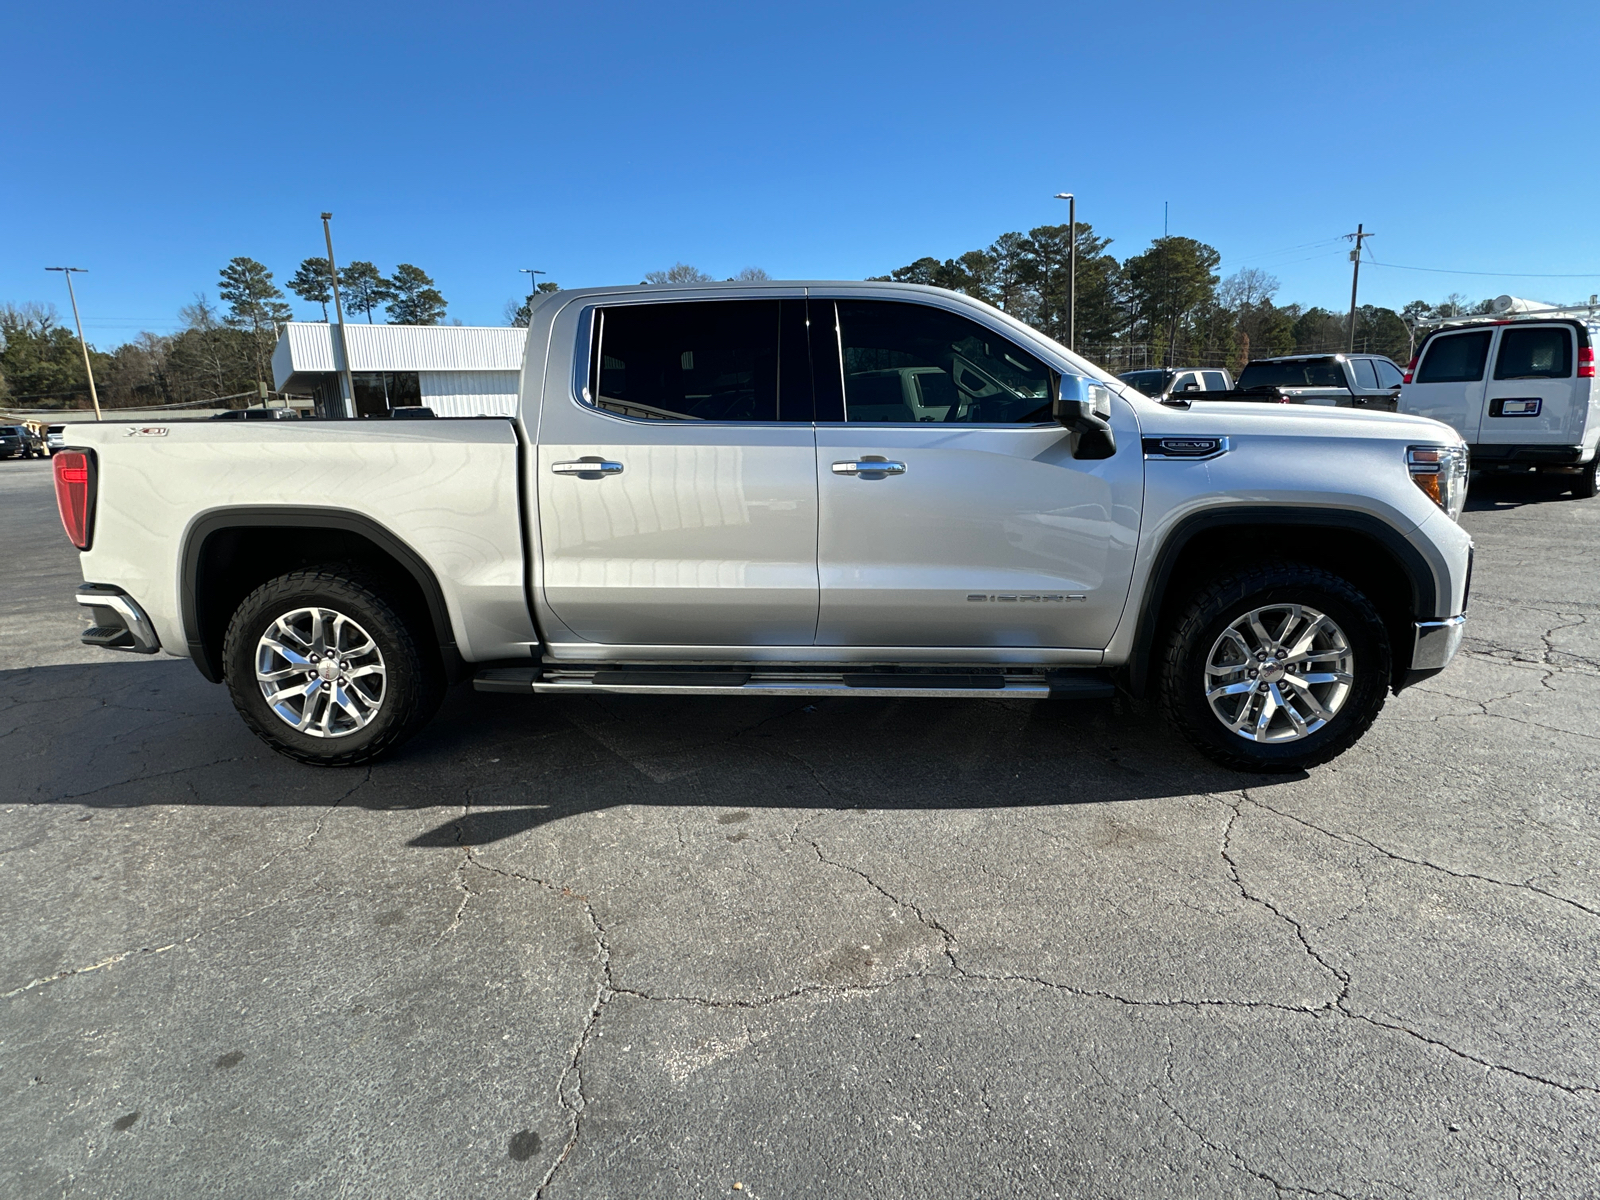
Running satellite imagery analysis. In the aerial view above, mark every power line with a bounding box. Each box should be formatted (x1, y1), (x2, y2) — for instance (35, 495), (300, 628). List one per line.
(1365, 258), (1600, 279)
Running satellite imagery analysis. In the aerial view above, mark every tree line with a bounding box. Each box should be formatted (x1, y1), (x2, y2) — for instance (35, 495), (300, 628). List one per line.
(0, 255), (450, 411)
(1, 233), (1515, 412)
(873, 223), (1494, 371)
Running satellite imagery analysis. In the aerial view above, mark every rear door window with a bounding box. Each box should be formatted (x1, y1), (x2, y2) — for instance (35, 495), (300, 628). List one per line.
(1352, 358), (1380, 389)
(1416, 331), (1493, 383)
(590, 300), (808, 421)
(1494, 326), (1572, 379)
(1375, 359), (1404, 388)
(834, 300), (1055, 424)
(1201, 371), (1229, 390)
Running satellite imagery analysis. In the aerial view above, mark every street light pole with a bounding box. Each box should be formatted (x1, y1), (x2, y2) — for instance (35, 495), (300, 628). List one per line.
(1054, 193), (1076, 351)
(321, 213), (357, 418)
(45, 267), (102, 420)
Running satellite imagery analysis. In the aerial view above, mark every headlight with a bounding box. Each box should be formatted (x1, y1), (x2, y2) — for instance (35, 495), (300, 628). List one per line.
(1407, 444), (1469, 522)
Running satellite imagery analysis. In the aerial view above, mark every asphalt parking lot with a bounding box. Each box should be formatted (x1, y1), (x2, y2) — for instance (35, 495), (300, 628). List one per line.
(2, 455), (1596, 1199)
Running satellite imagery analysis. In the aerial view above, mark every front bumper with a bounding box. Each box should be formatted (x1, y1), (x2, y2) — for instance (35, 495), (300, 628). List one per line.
(1412, 615), (1466, 671)
(76, 584), (162, 654)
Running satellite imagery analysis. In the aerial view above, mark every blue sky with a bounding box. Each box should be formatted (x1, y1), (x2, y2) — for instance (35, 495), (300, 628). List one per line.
(5, 0), (1599, 345)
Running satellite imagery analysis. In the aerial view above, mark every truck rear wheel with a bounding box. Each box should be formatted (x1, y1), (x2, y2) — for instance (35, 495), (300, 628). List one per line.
(1161, 563), (1391, 773)
(222, 565), (444, 766)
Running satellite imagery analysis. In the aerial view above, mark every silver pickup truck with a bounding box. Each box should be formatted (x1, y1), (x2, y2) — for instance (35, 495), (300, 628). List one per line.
(54, 280), (1473, 772)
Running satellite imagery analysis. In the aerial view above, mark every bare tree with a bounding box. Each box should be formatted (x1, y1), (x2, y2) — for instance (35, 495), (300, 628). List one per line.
(1218, 268), (1280, 311)
(729, 266), (770, 281)
(642, 263), (715, 285)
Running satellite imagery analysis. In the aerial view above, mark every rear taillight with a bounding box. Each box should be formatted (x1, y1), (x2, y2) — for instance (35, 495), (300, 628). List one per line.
(53, 450), (94, 550)
(1580, 346), (1594, 379)
(1402, 355), (1417, 384)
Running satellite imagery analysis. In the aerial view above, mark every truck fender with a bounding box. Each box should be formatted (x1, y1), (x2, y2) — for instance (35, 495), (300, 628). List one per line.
(180, 506), (462, 684)
(1120, 506), (1438, 698)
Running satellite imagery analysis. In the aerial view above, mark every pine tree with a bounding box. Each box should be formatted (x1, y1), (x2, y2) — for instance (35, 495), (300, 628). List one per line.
(339, 261), (392, 323)
(217, 258), (292, 388)
(287, 258), (333, 321)
(385, 264), (447, 325)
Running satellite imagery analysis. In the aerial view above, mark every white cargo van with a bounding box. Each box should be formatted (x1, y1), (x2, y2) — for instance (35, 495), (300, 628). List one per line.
(1399, 306), (1599, 497)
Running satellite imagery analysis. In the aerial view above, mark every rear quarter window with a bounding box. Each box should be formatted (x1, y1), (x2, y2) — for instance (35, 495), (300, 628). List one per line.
(1494, 327), (1572, 379)
(1416, 331), (1492, 384)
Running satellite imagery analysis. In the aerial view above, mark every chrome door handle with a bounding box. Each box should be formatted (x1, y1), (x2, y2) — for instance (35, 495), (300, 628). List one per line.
(832, 459), (906, 476)
(551, 458), (624, 476)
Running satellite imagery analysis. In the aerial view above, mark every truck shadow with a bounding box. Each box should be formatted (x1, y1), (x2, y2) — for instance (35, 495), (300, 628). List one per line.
(2, 658), (1298, 845)
(1466, 472), (1587, 510)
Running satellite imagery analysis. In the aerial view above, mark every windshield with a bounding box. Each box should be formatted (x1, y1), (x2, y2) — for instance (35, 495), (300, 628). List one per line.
(1118, 370), (1171, 396)
(1238, 360), (1348, 389)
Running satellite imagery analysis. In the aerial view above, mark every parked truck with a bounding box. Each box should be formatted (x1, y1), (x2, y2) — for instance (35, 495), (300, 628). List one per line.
(55, 280), (1474, 772)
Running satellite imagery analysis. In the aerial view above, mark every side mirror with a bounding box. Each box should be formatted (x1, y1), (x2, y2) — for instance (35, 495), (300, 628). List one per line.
(1053, 375), (1117, 459)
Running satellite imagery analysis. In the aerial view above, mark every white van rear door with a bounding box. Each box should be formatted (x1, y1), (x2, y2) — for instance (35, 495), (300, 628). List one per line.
(1480, 323), (1578, 447)
(1402, 328), (1493, 443)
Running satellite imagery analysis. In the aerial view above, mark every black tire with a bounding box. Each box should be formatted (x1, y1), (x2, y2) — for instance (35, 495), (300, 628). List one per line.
(1569, 457), (1599, 500)
(223, 565), (444, 766)
(1161, 562), (1391, 773)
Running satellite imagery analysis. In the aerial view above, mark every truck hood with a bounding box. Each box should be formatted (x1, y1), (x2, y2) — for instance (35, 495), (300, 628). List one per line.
(1134, 400), (1462, 446)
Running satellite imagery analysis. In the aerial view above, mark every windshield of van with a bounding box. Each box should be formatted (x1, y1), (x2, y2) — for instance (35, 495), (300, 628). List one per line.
(1237, 360), (1347, 389)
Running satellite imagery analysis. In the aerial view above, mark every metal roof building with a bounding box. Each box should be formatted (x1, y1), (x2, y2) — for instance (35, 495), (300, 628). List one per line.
(271, 323), (528, 418)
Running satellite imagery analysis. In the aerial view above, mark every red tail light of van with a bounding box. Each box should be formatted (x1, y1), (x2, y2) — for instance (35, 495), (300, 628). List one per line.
(1402, 355), (1418, 384)
(53, 449), (96, 550)
(1580, 346), (1595, 379)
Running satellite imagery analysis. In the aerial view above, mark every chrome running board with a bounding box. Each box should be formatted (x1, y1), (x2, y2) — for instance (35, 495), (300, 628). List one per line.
(474, 667), (1114, 701)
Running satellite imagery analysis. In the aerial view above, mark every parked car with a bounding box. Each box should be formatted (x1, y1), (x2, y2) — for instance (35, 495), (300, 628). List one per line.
(1398, 311), (1599, 498)
(1118, 367), (1234, 404)
(45, 425), (67, 454)
(1213, 354), (1405, 411)
(53, 280), (1472, 774)
(209, 407), (301, 421)
(0, 425), (40, 459)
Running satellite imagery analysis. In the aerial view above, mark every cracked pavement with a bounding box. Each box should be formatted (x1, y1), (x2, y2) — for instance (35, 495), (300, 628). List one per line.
(1, 458), (1597, 1198)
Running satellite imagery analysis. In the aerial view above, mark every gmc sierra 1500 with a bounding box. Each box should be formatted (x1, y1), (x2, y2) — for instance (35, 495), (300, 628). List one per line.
(55, 280), (1473, 772)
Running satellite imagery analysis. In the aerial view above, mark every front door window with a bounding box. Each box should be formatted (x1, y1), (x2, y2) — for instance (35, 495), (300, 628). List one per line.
(835, 300), (1054, 424)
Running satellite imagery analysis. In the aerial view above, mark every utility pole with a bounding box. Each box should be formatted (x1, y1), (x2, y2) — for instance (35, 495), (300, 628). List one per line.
(45, 267), (102, 420)
(321, 213), (357, 418)
(1344, 223), (1374, 352)
(1053, 194), (1076, 350)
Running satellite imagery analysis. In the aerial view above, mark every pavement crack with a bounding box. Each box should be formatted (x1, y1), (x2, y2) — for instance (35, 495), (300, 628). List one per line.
(533, 891), (615, 1200)
(1154, 1090), (1356, 1198)
(3, 942), (178, 1000)
(1241, 792), (1598, 919)
(1343, 1011), (1598, 1099)
(810, 841), (960, 974)
(1220, 793), (1348, 1008)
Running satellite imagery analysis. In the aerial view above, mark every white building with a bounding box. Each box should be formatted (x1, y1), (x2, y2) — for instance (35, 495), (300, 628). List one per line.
(271, 323), (528, 418)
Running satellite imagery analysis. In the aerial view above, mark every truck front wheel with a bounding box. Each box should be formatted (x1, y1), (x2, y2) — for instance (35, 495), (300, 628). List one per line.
(1161, 563), (1391, 772)
(222, 565), (444, 766)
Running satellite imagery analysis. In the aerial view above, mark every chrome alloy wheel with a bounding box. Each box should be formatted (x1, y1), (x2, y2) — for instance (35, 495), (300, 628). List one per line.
(1204, 603), (1354, 743)
(255, 607), (387, 738)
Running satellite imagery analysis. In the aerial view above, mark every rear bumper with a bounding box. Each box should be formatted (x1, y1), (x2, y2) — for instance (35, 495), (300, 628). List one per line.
(1468, 443), (1591, 466)
(76, 584), (162, 654)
